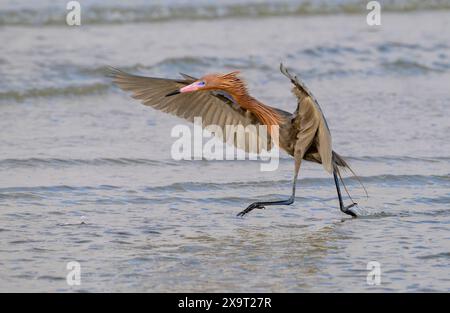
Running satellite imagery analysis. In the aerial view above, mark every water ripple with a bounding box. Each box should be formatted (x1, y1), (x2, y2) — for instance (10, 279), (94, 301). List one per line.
(0, 174), (448, 200)
(2, 1), (450, 26)
(0, 157), (179, 168)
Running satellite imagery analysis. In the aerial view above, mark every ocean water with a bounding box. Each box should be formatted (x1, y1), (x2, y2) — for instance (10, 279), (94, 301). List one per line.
(0, 0), (449, 292)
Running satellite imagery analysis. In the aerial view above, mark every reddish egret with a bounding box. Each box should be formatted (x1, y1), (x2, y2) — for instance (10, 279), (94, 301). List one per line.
(111, 64), (364, 217)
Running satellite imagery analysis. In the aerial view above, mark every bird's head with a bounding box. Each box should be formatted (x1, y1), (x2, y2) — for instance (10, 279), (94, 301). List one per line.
(166, 71), (246, 97)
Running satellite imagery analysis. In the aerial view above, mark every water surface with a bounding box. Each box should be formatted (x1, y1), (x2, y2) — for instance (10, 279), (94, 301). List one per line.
(0, 0), (449, 292)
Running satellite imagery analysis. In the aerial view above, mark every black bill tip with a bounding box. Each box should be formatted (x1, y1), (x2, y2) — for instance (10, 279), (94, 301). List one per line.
(165, 90), (181, 97)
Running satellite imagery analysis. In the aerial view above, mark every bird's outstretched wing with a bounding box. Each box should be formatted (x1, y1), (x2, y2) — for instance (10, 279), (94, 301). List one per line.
(110, 68), (272, 153)
(280, 63), (333, 172)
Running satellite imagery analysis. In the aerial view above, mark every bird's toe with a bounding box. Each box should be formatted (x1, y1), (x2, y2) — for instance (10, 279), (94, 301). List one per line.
(343, 203), (358, 217)
(237, 202), (265, 217)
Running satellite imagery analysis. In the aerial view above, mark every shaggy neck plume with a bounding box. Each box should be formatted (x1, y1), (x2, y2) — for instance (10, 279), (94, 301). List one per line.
(218, 72), (283, 133)
(234, 93), (283, 134)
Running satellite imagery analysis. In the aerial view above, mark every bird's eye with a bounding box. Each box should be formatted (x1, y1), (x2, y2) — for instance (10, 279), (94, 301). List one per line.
(197, 81), (206, 86)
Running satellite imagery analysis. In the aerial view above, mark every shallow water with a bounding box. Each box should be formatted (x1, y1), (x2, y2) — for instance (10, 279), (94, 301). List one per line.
(0, 1), (450, 292)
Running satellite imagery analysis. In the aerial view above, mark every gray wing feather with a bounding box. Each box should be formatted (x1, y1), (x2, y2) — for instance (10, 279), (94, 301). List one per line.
(110, 68), (270, 153)
(280, 63), (333, 172)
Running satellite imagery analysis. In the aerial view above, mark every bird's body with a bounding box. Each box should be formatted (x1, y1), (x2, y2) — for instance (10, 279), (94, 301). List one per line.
(111, 64), (362, 217)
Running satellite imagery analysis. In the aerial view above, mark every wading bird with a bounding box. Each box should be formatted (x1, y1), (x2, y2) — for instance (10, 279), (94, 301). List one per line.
(111, 64), (365, 217)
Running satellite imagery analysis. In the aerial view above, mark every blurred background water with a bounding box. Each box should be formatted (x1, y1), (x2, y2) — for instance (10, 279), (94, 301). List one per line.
(0, 0), (449, 292)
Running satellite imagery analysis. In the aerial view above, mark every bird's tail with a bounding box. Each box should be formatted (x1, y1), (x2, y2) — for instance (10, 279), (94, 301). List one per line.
(332, 151), (368, 201)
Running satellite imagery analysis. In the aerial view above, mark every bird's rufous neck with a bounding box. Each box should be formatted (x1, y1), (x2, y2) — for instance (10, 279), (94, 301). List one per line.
(229, 92), (254, 108)
(227, 91), (283, 133)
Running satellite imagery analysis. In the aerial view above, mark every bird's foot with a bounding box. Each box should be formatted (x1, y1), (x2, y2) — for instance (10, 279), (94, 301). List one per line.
(341, 202), (358, 217)
(237, 202), (265, 217)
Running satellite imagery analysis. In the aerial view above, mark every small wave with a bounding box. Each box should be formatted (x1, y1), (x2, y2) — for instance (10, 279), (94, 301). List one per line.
(0, 157), (178, 168)
(0, 83), (109, 102)
(357, 174), (450, 186)
(0, 185), (118, 193)
(0, 185), (123, 201)
(377, 42), (450, 53)
(346, 155), (450, 163)
(0, 174), (448, 204)
(0, 192), (44, 201)
(414, 195), (450, 205)
(1, 174), (445, 195)
(143, 174), (450, 193)
(1, 156), (449, 170)
(381, 59), (445, 74)
(301, 45), (371, 58)
(418, 252), (450, 260)
(2, 39), (449, 102)
(0, 58), (273, 102)
(152, 56), (273, 72)
(1, 1), (450, 26)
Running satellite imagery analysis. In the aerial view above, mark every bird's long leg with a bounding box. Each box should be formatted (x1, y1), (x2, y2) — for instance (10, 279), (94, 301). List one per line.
(237, 159), (301, 217)
(333, 170), (358, 217)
